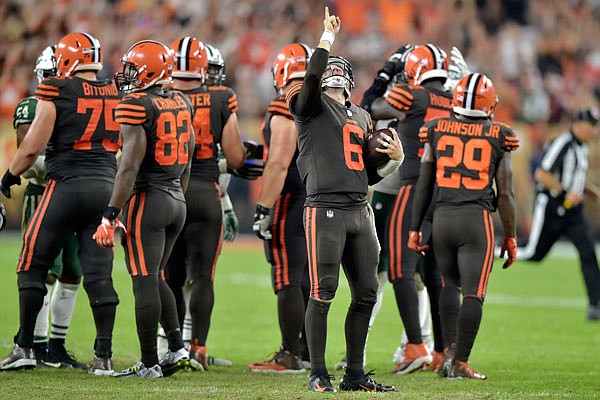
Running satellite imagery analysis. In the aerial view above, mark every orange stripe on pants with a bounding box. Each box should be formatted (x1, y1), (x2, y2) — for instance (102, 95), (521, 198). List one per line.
(18, 180), (56, 272)
(477, 210), (494, 298)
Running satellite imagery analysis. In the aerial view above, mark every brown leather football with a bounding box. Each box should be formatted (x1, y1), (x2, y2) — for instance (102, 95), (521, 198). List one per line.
(365, 128), (392, 168)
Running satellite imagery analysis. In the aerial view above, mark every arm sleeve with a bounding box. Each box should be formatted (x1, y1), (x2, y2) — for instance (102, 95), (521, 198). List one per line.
(289, 47), (329, 117)
(410, 161), (436, 231)
(360, 77), (389, 112)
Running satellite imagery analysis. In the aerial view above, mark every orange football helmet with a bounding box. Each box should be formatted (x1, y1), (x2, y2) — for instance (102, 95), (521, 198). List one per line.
(272, 43), (312, 92)
(452, 73), (498, 118)
(404, 44), (448, 85)
(170, 36), (208, 80)
(55, 32), (102, 77)
(115, 40), (174, 92)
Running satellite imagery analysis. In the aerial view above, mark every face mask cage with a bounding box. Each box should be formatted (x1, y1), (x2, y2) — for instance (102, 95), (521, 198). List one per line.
(206, 64), (225, 86)
(322, 61), (353, 97)
(115, 61), (139, 92)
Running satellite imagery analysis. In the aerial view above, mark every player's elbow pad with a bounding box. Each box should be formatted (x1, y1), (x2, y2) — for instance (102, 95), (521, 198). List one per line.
(377, 158), (402, 178)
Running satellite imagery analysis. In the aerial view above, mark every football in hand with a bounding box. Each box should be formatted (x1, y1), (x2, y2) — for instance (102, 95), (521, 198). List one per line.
(364, 128), (392, 168)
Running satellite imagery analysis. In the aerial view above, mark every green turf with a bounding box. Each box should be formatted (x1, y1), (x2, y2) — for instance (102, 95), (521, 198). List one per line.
(0, 236), (599, 399)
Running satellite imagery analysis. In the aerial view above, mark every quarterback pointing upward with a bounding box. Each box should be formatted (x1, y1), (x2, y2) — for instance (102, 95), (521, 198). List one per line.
(287, 7), (402, 393)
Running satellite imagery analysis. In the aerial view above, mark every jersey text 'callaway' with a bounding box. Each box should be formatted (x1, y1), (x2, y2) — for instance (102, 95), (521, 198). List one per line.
(115, 87), (193, 194)
(35, 76), (121, 181)
(420, 116), (519, 210)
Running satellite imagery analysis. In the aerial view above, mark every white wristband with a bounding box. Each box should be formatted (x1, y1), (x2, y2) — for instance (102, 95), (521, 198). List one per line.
(377, 158), (402, 178)
(320, 31), (335, 46)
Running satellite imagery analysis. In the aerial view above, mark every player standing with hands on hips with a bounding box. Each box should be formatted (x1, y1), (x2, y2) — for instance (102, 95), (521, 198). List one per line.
(286, 7), (402, 392)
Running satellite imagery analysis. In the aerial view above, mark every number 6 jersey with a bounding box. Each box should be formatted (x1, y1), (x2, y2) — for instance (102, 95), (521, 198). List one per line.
(35, 76), (122, 181)
(419, 115), (519, 211)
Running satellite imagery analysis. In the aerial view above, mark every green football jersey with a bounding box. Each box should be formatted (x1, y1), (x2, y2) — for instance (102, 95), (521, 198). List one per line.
(13, 96), (38, 129)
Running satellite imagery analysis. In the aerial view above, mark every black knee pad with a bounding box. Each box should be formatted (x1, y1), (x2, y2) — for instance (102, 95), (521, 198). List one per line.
(18, 269), (48, 294)
(349, 300), (376, 319)
(314, 275), (338, 301)
(308, 297), (332, 314)
(84, 279), (119, 307)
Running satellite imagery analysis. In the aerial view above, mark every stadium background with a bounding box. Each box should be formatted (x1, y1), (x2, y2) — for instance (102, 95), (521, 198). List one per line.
(0, 0), (599, 238)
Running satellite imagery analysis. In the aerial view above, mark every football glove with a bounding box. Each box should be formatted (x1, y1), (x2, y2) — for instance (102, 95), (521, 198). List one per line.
(407, 230), (429, 256)
(0, 170), (21, 198)
(221, 194), (239, 242)
(499, 235), (517, 269)
(378, 44), (414, 82)
(0, 201), (6, 231)
(228, 160), (264, 180)
(242, 139), (264, 160)
(93, 207), (126, 248)
(253, 204), (272, 240)
(444, 46), (471, 91)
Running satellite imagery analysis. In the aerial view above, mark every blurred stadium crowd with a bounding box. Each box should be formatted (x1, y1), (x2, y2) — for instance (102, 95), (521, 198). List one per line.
(0, 0), (599, 235)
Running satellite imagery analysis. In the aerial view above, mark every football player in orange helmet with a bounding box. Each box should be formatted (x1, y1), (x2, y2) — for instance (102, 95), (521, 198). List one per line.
(162, 36), (249, 371)
(409, 72), (518, 379)
(0, 32), (120, 374)
(249, 43), (312, 373)
(4, 44), (87, 371)
(369, 43), (453, 375)
(55, 32), (103, 77)
(287, 7), (400, 393)
(97, 39), (194, 378)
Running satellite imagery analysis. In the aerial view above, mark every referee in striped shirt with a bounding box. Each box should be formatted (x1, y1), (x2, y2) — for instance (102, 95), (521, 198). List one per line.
(519, 108), (600, 320)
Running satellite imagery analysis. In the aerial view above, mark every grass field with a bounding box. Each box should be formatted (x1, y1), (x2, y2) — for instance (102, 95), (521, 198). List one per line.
(0, 235), (599, 399)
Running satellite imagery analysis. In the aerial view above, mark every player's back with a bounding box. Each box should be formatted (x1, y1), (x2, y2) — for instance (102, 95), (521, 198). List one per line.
(262, 95), (305, 196)
(420, 115), (519, 210)
(115, 87), (193, 194)
(179, 85), (237, 182)
(385, 83), (453, 181)
(35, 76), (121, 181)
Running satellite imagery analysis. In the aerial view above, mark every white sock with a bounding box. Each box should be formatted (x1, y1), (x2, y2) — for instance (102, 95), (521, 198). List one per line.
(49, 282), (79, 340)
(34, 283), (52, 342)
(182, 282), (192, 344)
(418, 287), (432, 338)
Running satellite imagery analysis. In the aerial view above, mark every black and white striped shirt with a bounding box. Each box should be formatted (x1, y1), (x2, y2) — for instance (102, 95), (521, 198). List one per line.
(538, 130), (588, 195)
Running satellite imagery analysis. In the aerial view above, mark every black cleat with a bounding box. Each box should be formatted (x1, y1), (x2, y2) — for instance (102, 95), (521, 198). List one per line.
(48, 341), (88, 369)
(339, 370), (395, 392)
(308, 374), (337, 392)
